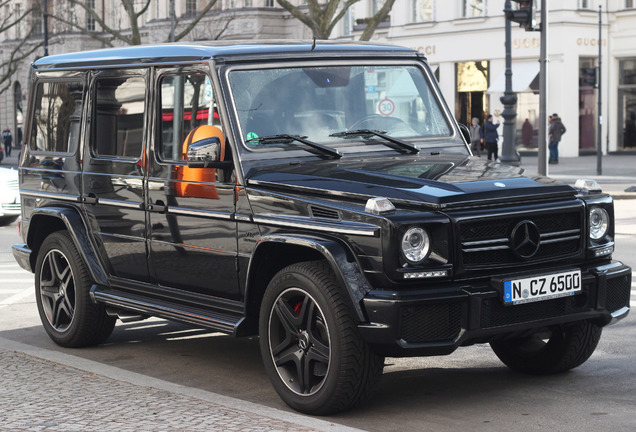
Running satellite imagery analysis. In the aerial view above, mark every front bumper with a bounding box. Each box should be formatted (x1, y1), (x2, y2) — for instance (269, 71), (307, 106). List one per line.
(359, 261), (631, 357)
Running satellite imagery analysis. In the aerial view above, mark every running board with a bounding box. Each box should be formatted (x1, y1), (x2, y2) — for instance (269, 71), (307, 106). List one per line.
(90, 285), (244, 335)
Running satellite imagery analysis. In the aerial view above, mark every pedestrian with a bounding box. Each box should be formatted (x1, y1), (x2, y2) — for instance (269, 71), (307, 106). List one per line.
(469, 117), (483, 156)
(1, 126), (12, 157)
(484, 114), (500, 161)
(548, 113), (566, 164)
(522, 118), (533, 147)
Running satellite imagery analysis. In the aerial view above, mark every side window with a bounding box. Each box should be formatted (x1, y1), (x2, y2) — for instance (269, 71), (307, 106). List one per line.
(93, 73), (146, 159)
(159, 72), (219, 162)
(30, 80), (84, 153)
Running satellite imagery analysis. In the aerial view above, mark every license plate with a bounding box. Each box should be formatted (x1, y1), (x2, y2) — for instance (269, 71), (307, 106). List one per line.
(503, 270), (582, 305)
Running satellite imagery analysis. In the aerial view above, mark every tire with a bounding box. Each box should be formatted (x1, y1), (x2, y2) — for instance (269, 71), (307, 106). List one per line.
(0, 215), (18, 226)
(259, 261), (384, 415)
(490, 321), (602, 375)
(35, 231), (116, 347)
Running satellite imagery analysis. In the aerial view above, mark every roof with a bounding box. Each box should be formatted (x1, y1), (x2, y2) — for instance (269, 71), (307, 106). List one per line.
(32, 40), (420, 70)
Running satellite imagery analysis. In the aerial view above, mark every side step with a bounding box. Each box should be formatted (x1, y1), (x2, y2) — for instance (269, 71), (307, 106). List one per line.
(90, 285), (244, 335)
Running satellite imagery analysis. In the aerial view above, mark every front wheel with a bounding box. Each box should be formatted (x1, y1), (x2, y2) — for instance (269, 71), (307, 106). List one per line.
(490, 321), (602, 375)
(35, 231), (116, 347)
(259, 261), (384, 415)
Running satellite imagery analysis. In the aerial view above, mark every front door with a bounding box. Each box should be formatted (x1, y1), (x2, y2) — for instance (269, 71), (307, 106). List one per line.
(146, 68), (240, 299)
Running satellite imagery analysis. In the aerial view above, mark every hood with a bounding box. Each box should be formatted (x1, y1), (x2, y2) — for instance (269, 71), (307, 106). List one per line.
(246, 154), (576, 208)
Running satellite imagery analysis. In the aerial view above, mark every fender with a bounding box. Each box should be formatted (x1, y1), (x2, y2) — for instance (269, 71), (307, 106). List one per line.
(246, 234), (372, 322)
(26, 207), (109, 286)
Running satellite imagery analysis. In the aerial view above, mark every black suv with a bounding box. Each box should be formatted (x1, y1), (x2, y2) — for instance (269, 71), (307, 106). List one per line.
(13, 41), (631, 415)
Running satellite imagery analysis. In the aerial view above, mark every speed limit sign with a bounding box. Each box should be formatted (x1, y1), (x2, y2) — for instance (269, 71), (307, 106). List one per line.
(378, 98), (395, 116)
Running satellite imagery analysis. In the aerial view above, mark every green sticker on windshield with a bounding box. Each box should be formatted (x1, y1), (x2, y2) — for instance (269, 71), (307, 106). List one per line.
(246, 132), (259, 142)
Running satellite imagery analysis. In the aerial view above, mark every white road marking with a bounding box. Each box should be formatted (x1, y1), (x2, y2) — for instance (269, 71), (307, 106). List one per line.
(0, 287), (34, 307)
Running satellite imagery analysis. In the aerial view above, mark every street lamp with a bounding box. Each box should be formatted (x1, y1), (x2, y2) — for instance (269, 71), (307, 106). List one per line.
(501, 0), (537, 166)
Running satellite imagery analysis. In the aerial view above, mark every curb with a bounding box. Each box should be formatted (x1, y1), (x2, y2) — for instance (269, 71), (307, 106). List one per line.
(0, 336), (364, 432)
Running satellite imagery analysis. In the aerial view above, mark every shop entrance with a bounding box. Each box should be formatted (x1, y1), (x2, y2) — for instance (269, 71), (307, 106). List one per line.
(456, 61), (489, 128)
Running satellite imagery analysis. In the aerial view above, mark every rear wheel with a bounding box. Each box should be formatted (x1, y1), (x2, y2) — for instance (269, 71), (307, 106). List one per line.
(259, 261), (384, 415)
(35, 231), (116, 347)
(490, 321), (602, 375)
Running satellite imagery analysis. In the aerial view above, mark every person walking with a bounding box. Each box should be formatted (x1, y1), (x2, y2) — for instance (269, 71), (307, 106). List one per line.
(522, 118), (533, 147)
(484, 114), (500, 161)
(1, 126), (12, 157)
(548, 113), (566, 164)
(469, 117), (483, 156)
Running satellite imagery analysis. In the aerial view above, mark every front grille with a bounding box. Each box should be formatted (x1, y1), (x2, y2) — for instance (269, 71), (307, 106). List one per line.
(459, 208), (583, 268)
(481, 292), (588, 328)
(606, 275), (631, 312)
(400, 302), (462, 343)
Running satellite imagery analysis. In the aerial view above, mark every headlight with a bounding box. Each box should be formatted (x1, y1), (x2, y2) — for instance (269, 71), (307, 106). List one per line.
(401, 227), (430, 264)
(589, 207), (609, 240)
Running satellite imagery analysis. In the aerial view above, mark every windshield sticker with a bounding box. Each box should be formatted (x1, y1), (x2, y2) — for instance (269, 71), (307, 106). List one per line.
(246, 132), (259, 142)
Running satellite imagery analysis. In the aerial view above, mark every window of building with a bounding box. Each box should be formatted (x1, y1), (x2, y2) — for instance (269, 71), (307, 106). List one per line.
(30, 81), (84, 154)
(245, 0), (253, 7)
(86, 0), (96, 32)
(412, 0), (433, 22)
(186, 0), (197, 16)
(579, 0), (593, 9)
(265, 0), (275, 6)
(14, 4), (21, 38)
(32, 4), (43, 36)
(463, 0), (484, 18)
(626, 0), (635, 8)
(92, 74), (147, 159)
(343, 6), (354, 35)
(619, 59), (636, 150)
(159, 72), (218, 162)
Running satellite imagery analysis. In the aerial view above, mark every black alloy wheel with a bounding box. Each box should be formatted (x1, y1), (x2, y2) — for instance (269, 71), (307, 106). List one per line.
(267, 287), (331, 396)
(259, 261), (384, 415)
(35, 231), (116, 347)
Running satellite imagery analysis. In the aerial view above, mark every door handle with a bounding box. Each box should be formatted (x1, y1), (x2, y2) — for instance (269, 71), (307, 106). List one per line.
(148, 200), (167, 213)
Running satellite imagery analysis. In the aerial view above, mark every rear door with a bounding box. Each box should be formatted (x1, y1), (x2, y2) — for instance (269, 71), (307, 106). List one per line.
(146, 67), (240, 299)
(81, 69), (150, 282)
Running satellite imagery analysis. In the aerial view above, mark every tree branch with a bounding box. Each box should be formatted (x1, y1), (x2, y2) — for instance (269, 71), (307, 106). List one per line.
(172, 0), (219, 42)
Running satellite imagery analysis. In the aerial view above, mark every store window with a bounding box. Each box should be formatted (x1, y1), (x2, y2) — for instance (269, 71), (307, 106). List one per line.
(619, 59), (636, 150)
(463, 0), (485, 18)
(412, 0), (433, 22)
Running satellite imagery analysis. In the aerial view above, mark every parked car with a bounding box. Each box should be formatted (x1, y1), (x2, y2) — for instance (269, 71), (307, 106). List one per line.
(0, 166), (20, 225)
(12, 41), (631, 415)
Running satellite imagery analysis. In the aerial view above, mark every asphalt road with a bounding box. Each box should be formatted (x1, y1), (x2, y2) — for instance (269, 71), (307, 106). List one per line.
(1, 202), (635, 432)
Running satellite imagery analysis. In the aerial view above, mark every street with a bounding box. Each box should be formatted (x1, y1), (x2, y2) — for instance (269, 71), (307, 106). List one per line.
(1, 199), (635, 431)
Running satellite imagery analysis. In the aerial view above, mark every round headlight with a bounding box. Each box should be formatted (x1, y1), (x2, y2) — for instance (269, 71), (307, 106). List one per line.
(589, 207), (609, 240)
(401, 227), (430, 264)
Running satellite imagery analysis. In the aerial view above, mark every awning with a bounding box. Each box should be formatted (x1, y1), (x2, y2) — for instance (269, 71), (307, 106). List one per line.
(486, 61), (540, 93)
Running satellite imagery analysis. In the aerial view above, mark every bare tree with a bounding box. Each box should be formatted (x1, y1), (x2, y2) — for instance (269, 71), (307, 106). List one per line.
(0, 1), (44, 96)
(48, 0), (221, 46)
(276, 0), (396, 41)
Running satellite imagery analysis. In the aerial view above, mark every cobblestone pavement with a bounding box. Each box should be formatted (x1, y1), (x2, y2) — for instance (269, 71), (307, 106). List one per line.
(0, 346), (347, 432)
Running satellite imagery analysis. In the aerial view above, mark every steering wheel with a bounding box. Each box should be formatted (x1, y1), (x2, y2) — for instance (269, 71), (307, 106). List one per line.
(348, 114), (417, 135)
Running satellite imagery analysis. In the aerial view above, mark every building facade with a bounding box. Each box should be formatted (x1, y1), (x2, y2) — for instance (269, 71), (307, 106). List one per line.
(3, 0), (636, 157)
(337, 0), (636, 157)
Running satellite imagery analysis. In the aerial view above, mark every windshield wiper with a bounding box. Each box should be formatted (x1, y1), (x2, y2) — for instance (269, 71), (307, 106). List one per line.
(247, 134), (342, 159)
(330, 129), (419, 155)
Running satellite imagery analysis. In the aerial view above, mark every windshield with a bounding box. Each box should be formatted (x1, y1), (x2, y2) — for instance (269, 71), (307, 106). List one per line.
(228, 64), (453, 158)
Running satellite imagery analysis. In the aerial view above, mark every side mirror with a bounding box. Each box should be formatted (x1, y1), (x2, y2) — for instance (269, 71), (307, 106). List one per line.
(186, 137), (230, 168)
(458, 123), (471, 146)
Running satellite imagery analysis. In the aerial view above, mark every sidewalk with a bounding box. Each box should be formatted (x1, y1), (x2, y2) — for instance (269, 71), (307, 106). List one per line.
(0, 337), (361, 432)
(517, 153), (636, 199)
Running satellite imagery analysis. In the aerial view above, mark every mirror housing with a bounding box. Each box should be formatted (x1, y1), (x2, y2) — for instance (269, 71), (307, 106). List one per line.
(186, 137), (231, 168)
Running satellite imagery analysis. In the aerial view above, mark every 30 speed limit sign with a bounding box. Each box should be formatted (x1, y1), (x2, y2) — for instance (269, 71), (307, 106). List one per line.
(378, 98), (395, 116)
